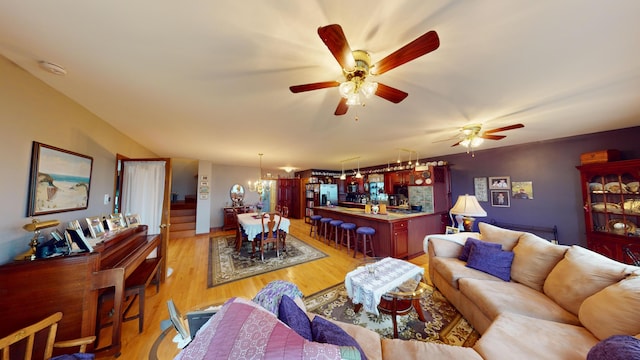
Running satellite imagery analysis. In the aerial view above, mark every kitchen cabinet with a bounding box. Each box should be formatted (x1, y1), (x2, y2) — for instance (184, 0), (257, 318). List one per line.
(392, 221), (408, 259)
(576, 159), (640, 264)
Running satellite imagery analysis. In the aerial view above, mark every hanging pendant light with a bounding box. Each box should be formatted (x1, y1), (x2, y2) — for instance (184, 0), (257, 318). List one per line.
(355, 158), (362, 179)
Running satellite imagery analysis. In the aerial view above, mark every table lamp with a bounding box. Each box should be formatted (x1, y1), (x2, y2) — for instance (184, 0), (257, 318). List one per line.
(450, 194), (486, 232)
(16, 218), (60, 260)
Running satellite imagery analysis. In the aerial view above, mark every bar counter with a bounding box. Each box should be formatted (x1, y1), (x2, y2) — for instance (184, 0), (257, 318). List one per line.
(314, 205), (445, 259)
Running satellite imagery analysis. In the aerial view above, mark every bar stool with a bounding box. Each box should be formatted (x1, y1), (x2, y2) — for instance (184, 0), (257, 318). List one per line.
(355, 226), (376, 258)
(340, 222), (356, 255)
(329, 219), (344, 248)
(319, 217), (333, 243)
(309, 215), (322, 239)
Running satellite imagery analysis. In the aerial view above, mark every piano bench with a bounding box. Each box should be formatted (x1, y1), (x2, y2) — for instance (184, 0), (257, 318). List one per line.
(96, 257), (162, 344)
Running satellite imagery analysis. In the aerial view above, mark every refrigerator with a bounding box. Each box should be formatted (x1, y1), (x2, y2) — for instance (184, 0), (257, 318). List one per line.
(319, 184), (338, 206)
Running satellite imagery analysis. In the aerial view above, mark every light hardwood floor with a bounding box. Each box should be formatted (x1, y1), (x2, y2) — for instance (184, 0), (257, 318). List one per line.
(105, 218), (429, 359)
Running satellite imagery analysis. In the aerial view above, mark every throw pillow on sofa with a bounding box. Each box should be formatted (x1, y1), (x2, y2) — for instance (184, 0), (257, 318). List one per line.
(252, 280), (303, 316)
(278, 295), (312, 341)
(458, 237), (501, 261)
(511, 233), (569, 291)
(543, 245), (635, 315)
(478, 222), (524, 251)
(465, 241), (514, 281)
(311, 316), (368, 360)
(579, 275), (640, 340)
(587, 335), (640, 360)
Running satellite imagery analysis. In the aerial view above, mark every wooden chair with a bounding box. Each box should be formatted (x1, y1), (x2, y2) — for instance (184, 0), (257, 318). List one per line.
(0, 312), (96, 359)
(95, 257), (161, 347)
(275, 204), (282, 214)
(235, 209), (249, 252)
(255, 212), (282, 261)
(377, 280), (429, 338)
(281, 206), (289, 218)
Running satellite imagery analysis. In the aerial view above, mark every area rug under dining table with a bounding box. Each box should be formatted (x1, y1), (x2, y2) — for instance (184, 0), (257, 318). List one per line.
(304, 282), (480, 346)
(208, 234), (328, 288)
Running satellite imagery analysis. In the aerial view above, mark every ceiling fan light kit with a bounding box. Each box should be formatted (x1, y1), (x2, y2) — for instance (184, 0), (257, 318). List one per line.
(289, 24), (439, 116)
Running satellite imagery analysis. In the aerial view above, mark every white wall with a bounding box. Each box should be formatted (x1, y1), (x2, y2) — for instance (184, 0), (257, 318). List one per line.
(0, 56), (156, 264)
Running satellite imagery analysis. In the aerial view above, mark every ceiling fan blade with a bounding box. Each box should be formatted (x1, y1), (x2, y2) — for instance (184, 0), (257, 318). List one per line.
(451, 140), (462, 147)
(481, 134), (506, 140)
(483, 123), (524, 134)
(318, 24), (356, 71)
(371, 31), (440, 75)
(289, 81), (340, 93)
(375, 83), (408, 103)
(334, 97), (349, 115)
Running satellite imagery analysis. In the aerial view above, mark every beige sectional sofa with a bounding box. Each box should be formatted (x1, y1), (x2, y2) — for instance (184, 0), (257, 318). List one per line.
(424, 222), (640, 359)
(176, 222), (640, 360)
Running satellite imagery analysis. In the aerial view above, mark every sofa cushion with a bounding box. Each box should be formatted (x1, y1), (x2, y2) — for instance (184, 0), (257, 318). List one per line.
(587, 335), (640, 360)
(311, 316), (368, 360)
(466, 242), (514, 281)
(459, 278), (580, 326)
(579, 275), (640, 340)
(323, 317), (384, 360)
(278, 295), (312, 341)
(177, 297), (352, 360)
(473, 312), (598, 360)
(432, 257), (504, 290)
(459, 237), (501, 261)
(543, 245), (634, 315)
(252, 280), (303, 316)
(381, 338), (484, 360)
(478, 222), (524, 251)
(511, 233), (569, 291)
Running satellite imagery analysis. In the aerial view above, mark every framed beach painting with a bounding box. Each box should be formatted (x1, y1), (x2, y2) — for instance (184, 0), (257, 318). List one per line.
(27, 142), (93, 216)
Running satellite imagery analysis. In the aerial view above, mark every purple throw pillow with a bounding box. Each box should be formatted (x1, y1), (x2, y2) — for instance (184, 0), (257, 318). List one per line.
(588, 335), (640, 360)
(466, 242), (514, 281)
(459, 237), (501, 261)
(311, 316), (368, 360)
(278, 295), (312, 341)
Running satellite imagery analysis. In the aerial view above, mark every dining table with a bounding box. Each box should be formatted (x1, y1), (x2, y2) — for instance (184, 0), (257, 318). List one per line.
(236, 212), (291, 251)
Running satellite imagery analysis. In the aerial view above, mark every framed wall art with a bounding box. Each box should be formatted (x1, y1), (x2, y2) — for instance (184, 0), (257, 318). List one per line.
(491, 190), (511, 207)
(474, 177), (488, 202)
(512, 181), (533, 199)
(27, 142), (93, 216)
(489, 176), (510, 190)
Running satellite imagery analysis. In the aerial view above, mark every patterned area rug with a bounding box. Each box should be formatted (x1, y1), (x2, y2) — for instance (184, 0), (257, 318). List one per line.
(304, 283), (480, 346)
(208, 234), (328, 288)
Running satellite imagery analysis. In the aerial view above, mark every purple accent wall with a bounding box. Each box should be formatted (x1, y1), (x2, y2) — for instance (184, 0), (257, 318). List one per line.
(427, 126), (640, 246)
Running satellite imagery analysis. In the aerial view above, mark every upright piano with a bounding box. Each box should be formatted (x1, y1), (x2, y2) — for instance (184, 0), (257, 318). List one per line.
(0, 224), (163, 358)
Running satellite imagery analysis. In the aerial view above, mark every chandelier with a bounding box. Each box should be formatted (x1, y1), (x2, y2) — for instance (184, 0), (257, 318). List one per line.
(338, 50), (378, 106)
(248, 153), (268, 196)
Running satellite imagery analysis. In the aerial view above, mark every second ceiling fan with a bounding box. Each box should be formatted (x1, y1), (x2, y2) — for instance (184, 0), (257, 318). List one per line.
(289, 24), (440, 116)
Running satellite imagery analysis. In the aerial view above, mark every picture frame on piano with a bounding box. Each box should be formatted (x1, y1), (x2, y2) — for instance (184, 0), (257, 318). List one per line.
(86, 216), (105, 238)
(125, 214), (141, 227)
(106, 213), (125, 231)
(66, 227), (94, 253)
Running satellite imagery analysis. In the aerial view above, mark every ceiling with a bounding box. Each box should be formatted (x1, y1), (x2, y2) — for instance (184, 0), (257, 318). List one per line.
(1, 1), (639, 172)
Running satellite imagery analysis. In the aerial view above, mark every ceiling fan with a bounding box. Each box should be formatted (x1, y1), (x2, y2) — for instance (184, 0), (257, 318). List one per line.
(450, 123), (525, 148)
(289, 24), (440, 116)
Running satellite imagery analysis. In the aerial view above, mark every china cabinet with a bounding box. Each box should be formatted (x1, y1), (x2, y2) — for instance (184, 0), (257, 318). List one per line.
(577, 159), (640, 264)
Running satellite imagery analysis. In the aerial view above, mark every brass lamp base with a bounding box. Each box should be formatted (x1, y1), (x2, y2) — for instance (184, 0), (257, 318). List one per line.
(462, 217), (476, 232)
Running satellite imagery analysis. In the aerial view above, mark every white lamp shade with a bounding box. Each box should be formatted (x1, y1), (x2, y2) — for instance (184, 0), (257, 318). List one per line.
(450, 194), (487, 217)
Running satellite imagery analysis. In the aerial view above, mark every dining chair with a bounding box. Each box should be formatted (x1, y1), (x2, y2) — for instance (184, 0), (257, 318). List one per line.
(256, 212), (282, 261)
(282, 206), (289, 218)
(275, 204), (282, 214)
(0, 312), (96, 359)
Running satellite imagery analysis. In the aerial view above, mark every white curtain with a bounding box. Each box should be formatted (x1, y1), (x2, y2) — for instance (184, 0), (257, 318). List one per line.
(121, 161), (165, 236)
